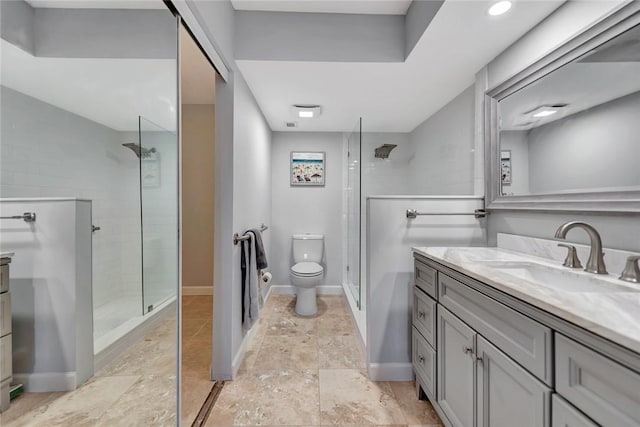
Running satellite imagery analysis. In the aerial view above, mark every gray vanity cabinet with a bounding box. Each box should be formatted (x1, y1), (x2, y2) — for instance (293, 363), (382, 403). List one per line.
(555, 334), (640, 427)
(413, 253), (640, 427)
(437, 306), (475, 427)
(551, 395), (598, 427)
(476, 335), (551, 427)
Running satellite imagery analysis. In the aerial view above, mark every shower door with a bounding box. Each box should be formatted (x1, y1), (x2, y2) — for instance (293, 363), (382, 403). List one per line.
(139, 116), (179, 314)
(346, 118), (362, 308)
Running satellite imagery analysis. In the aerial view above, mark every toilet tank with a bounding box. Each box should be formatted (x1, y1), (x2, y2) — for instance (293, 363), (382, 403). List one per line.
(292, 234), (324, 263)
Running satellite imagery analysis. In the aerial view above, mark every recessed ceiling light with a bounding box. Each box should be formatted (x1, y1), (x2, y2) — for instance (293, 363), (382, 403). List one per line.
(299, 111), (314, 118)
(533, 110), (557, 118)
(488, 1), (512, 16)
(526, 104), (568, 119)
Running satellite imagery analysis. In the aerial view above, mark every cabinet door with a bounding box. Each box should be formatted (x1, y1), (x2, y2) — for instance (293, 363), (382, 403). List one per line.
(476, 335), (551, 427)
(437, 306), (475, 427)
(552, 394), (598, 427)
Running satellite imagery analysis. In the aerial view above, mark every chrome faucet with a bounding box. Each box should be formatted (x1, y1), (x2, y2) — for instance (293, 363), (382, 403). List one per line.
(554, 221), (607, 274)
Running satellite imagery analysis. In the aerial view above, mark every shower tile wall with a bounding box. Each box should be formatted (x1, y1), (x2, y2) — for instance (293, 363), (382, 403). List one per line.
(0, 86), (143, 338)
(360, 132), (415, 197)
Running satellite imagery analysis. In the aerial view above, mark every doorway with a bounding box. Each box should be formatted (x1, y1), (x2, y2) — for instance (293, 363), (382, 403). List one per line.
(179, 23), (217, 425)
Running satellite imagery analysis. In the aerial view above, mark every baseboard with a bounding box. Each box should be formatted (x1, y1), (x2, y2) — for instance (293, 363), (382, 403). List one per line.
(182, 286), (214, 296)
(231, 320), (263, 379)
(368, 363), (413, 381)
(14, 372), (77, 392)
(268, 284), (344, 295)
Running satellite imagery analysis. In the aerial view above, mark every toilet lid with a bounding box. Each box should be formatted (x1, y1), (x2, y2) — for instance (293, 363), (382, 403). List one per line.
(291, 262), (323, 276)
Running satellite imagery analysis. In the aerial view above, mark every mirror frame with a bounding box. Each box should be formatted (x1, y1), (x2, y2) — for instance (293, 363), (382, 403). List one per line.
(485, 3), (640, 213)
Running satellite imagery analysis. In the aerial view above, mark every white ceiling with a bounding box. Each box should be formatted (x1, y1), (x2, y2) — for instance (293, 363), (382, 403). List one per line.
(237, 0), (565, 132)
(1, 40), (177, 131)
(26, 0), (165, 9)
(231, 0), (413, 15)
(181, 26), (216, 105)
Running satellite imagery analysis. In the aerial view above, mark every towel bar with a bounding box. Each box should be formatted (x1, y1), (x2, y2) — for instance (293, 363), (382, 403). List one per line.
(406, 209), (488, 219)
(0, 212), (36, 222)
(233, 224), (268, 245)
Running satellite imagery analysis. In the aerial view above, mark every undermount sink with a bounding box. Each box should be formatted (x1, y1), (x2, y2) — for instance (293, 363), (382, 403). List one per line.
(478, 261), (640, 293)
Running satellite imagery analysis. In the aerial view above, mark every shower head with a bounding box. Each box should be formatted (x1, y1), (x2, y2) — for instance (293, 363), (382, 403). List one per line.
(122, 143), (157, 159)
(374, 144), (397, 159)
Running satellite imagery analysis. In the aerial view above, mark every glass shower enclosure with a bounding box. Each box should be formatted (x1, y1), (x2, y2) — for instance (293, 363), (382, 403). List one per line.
(346, 118), (362, 309)
(139, 117), (179, 314)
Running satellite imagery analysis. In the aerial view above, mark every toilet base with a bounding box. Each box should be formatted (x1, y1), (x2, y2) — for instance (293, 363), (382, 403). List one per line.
(295, 286), (317, 316)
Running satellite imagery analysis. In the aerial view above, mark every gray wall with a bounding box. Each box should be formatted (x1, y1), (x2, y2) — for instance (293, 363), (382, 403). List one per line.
(488, 211), (640, 253)
(235, 11), (404, 62)
(527, 92), (640, 194)
(404, 0), (443, 58)
(230, 72), (273, 371)
(0, 0), (34, 54)
(1, 1), (176, 59)
(0, 86), (142, 311)
(500, 130), (530, 195)
(271, 132), (343, 290)
(409, 85), (476, 195)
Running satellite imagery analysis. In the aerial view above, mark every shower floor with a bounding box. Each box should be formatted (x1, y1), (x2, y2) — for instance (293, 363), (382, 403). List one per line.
(94, 295), (142, 342)
(94, 293), (175, 355)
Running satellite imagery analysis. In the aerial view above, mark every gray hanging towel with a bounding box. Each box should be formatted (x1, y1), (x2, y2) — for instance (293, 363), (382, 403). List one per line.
(250, 228), (268, 270)
(241, 231), (261, 330)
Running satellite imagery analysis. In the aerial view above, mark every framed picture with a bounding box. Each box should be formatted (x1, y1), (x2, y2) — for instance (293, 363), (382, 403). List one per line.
(500, 150), (512, 185)
(291, 151), (325, 186)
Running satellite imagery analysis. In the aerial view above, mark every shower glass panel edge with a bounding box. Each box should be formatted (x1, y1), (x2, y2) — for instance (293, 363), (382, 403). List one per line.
(346, 118), (362, 309)
(139, 116), (179, 315)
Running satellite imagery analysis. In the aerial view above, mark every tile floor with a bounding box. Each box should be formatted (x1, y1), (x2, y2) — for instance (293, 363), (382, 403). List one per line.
(182, 295), (216, 425)
(1, 315), (178, 426)
(1, 294), (442, 427)
(205, 295), (443, 427)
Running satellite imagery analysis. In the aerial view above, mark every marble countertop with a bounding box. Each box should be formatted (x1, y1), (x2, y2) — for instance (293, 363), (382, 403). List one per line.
(0, 252), (14, 258)
(413, 246), (640, 354)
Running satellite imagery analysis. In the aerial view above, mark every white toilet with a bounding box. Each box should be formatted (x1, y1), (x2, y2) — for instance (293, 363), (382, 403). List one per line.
(290, 234), (324, 316)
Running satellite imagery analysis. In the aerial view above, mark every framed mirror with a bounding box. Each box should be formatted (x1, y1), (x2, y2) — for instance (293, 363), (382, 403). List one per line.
(485, 3), (640, 213)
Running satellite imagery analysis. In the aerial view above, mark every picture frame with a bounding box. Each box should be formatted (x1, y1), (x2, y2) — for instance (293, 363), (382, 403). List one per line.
(500, 150), (511, 185)
(291, 151), (325, 186)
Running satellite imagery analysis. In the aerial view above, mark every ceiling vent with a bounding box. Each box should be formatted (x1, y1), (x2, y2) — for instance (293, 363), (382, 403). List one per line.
(285, 121), (298, 128)
(292, 104), (322, 118)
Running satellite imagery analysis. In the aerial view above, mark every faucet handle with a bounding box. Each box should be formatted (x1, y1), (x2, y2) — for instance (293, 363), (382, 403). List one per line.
(558, 244), (583, 269)
(620, 255), (640, 283)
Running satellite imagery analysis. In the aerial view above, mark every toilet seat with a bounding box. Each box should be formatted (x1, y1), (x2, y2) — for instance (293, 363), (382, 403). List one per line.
(291, 262), (323, 277)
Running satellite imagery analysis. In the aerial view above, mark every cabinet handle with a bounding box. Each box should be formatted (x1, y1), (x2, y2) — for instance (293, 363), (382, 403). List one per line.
(475, 355), (483, 364)
(418, 311), (426, 319)
(462, 345), (473, 355)
(419, 355), (425, 364)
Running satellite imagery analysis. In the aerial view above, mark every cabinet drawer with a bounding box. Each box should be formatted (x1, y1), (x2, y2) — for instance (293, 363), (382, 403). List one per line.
(413, 287), (436, 348)
(555, 334), (640, 427)
(0, 335), (11, 382)
(0, 264), (8, 294)
(438, 273), (553, 385)
(415, 260), (437, 299)
(552, 394), (597, 427)
(412, 327), (436, 400)
(0, 293), (10, 337)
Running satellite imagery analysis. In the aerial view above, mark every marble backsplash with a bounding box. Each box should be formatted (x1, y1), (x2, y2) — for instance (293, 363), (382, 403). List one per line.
(497, 233), (640, 279)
